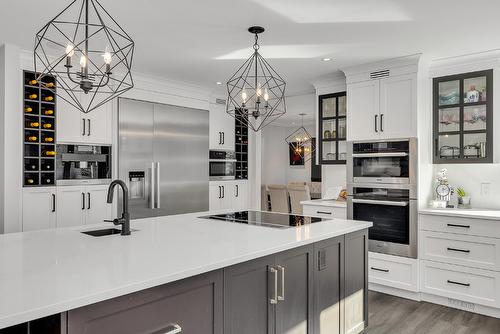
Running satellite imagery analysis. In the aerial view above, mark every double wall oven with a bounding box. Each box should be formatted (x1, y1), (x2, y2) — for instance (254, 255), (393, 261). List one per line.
(347, 138), (418, 258)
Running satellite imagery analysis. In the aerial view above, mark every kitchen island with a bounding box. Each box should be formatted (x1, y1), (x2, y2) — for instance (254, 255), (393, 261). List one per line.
(0, 211), (371, 333)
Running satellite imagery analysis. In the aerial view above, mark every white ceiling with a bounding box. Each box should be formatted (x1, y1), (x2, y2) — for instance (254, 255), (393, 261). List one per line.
(2, 0), (500, 117)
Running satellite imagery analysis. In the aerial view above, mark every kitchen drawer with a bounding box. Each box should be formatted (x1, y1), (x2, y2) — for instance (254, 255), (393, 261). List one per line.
(368, 252), (418, 292)
(420, 230), (500, 271)
(67, 270), (223, 334)
(303, 204), (347, 219)
(421, 260), (500, 308)
(419, 214), (500, 239)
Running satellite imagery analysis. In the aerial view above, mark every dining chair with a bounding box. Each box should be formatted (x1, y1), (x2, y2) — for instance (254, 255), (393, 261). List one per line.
(287, 184), (311, 214)
(261, 184), (270, 211)
(267, 184), (290, 213)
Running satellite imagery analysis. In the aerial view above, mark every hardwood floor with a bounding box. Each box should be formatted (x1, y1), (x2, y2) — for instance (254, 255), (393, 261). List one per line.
(365, 291), (500, 334)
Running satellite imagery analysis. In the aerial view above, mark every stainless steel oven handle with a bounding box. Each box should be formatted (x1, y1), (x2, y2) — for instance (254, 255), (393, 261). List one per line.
(351, 152), (409, 158)
(351, 198), (409, 206)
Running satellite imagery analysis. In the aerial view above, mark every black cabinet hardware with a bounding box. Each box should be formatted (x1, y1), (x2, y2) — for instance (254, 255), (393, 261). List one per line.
(374, 114), (378, 132)
(87, 192), (91, 210)
(51, 194), (56, 212)
(316, 211), (331, 215)
(235, 184), (239, 197)
(221, 185), (225, 198)
(447, 247), (470, 253)
(447, 279), (470, 287)
(81, 192), (85, 210)
(87, 119), (91, 136)
(370, 267), (389, 273)
(222, 131), (225, 145)
(82, 119), (86, 136)
(380, 113), (384, 132)
(447, 223), (470, 229)
(218, 186), (222, 199)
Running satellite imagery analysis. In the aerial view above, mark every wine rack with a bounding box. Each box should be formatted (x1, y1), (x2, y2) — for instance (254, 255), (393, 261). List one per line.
(23, 71), (57, 187)
(235, 112), (248, 180)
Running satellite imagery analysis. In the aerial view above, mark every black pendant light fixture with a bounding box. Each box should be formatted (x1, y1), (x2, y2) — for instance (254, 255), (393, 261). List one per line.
(226, 26), (286, 132)
(34, 0), (134, 113)
(285, 113), (315, 161)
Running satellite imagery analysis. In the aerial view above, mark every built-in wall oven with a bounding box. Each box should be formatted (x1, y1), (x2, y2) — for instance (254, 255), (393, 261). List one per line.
(347, 138), (418, 258)
(209, 150), (236, 181)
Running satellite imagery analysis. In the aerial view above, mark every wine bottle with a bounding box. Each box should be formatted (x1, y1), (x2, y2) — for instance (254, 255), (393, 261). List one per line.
(45, 82), (55, 88)
(42, 123), (52, 129)
(29, 122), (39, 128)
(43, 137), (54, 143)
(43, 109), (54, 115)
(28, 79), (37, 85)
(27, 136), (37, 142)
(26, 178), (35, 184)
(43, 150), (56, 157)
(28, 93), (38, 100)
(26, 163), (37, 170)
(43, 96), (54, 102)
(25, 107), (33, 113)
(44, 178), (52, 184)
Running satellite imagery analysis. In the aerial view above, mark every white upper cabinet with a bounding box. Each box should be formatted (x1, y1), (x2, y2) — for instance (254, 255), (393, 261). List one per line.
(57, 93), (112, 145)
(209, 102), (235, 151)
(379, 73), (417, 139)
(344, 55), (419, 141)
(347, 80), (380, 141)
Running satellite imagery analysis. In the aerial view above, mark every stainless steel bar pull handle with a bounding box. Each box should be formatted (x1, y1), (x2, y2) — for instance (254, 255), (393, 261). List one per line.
(155, 162), (161, 209)
(269, 267), (278, 305)
(149, 163), (155, 209)
(352, 198), (409, 207)
(162, 324), (182, 334)
(277, 265), (285, 301)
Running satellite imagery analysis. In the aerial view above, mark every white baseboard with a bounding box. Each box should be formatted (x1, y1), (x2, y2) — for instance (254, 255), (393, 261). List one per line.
(369, 283), (422, 301)
(421, 293), (500, 319)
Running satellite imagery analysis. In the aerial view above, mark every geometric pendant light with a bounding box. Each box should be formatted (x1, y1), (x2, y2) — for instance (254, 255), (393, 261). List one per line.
(226, 26), (286, 132)
(285, 113), (315, 161)
(34, 0), (134, 113)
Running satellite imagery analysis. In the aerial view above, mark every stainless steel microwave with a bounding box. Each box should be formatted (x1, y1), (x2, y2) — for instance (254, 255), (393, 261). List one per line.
(209, 150), (236, 181)
(347, 138), (417, 184)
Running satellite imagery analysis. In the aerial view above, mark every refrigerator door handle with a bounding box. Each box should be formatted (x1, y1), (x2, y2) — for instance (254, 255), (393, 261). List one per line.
(155, 162), (161, 209)
(149, 162), (155, 209)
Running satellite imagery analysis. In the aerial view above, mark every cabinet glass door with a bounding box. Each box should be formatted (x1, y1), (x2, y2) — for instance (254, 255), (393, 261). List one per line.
(319, 92), (347, 164)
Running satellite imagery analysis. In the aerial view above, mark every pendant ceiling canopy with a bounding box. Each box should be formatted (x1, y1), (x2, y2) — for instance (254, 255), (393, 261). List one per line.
(285, 113), (315, 161)
(226, 26), (286, 132)
(34, 0), (134, 113)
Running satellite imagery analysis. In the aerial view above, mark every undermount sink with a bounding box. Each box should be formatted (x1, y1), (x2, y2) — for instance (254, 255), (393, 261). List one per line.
(81, 228), (124, 237)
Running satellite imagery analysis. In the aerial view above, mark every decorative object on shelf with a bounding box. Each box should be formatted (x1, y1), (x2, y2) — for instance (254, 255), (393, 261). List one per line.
(226, 26), (286, 132)
(456, 187), (471, 207)
(465, 85), (480, 103)
(285, 113), (314, 162)
(34, 0), (134, 114)
(434, 168), (454, 207)
(323, 130), (331, 139)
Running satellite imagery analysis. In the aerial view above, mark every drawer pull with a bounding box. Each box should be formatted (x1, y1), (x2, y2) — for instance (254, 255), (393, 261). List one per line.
(277, 265), (285, 301)
(162, 324), (182, 334)
(447, 247), (470, 254)
(447, 279), (470, 287)
(269, 267), (278, 305)
(370, 267), (389, 273)
(317, 211), (332, 215)
(447, 223), (470, 229)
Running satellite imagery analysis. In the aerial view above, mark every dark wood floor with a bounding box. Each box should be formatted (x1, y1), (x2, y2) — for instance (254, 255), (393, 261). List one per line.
(365, 291), (500, 334)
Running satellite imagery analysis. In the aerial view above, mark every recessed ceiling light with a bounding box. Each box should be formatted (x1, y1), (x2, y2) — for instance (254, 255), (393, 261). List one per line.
(216, 81), (222, 85)
(322, 57), (332, 62)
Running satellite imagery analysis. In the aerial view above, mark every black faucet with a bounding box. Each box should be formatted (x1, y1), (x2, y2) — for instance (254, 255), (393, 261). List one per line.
(106, 179), (131, 236)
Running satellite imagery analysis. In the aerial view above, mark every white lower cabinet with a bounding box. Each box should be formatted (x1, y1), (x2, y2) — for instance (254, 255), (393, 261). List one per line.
(209, 181), (248, 211)
(302, 204), (347, 219)
(368, 252), (419, 292)
(56, 185), (112, 228)
(22, 187), (57, 231)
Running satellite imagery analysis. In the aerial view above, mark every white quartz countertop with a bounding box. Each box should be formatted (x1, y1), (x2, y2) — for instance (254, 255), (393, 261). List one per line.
(0, 211), (371, 329)
(300, 199), (347, 208)
(419, 208), (500, 220)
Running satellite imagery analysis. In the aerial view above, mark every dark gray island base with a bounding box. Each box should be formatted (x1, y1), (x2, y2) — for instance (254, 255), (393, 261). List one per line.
(1, 229), (368, 334)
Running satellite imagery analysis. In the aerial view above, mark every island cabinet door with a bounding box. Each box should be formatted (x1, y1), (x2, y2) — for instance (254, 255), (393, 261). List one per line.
(275, 245), (314, 334)
(67, 270), (223, 334)
(223, 255), (276, 334)
(344, 229), (369, 334)
(313, 236), (344, 334)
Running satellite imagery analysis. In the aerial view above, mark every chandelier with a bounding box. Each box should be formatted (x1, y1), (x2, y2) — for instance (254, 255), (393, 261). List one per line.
(34, 0), (134, 113)
(226, 26), (286, 132)
(285, 113), (315, 161)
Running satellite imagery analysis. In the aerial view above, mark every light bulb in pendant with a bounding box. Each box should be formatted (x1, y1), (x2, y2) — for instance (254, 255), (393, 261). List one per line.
(256, 83), (262, 97)
(80, 55), (87, 68)
(65, 44), (75, 57)
(263, 88), (269, 102)
(103, 51), (112, 65)
(241, 87), (247, 103)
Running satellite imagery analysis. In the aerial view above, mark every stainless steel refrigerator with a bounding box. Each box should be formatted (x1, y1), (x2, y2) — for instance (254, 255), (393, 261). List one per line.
(118, 98), (209, 219)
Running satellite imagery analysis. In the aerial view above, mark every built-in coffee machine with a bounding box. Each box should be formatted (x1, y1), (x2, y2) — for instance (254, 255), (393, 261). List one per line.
(56, 144), (111, 185)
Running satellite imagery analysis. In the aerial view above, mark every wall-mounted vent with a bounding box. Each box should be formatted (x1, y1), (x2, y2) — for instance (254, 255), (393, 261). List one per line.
(215, 98), (226, 105)
(370, 69), (390, 79)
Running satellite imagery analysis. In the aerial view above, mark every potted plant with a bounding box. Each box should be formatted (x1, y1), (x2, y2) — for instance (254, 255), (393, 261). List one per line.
(457, 187), (471, 207)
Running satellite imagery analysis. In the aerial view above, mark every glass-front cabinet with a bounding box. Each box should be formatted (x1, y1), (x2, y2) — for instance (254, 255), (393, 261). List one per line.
(319, 92), (347, 164)
(433, 70), (493, 163)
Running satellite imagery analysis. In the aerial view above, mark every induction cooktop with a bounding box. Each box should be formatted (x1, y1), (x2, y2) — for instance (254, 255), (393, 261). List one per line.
(199, 210), (327, 229)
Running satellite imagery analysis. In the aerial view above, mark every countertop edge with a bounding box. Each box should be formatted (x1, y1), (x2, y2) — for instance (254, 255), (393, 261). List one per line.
(0, 220), (371, 329)
(419, 209), (500, 221)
